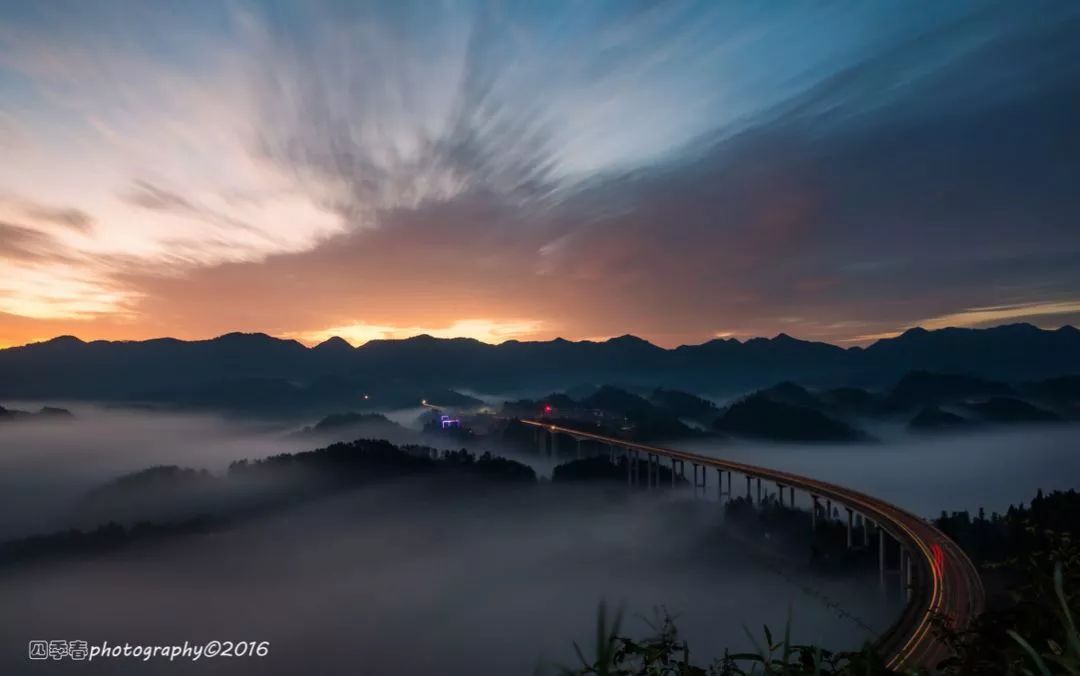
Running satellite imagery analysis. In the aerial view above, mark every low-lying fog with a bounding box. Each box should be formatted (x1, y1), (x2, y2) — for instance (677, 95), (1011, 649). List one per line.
(0, 404), (473, 540)
(2, 404), (1077, 673)
(2, 404), (1072, 539)
(668, 423), (1080, 518)
(0, 484), (890, 675)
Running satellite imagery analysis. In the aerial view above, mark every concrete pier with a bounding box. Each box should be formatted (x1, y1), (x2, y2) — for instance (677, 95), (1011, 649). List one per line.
(846, 508), (854, 549)
(879, 529), (887, 593)
(906, 551), (914, 602)
(901, 549), (911, 601)
(691, 463), (706, 497)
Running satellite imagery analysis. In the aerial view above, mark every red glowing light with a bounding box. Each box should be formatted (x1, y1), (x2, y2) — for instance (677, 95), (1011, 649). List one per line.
(932, 543), (945, 578)
(543, 404), (553, 413)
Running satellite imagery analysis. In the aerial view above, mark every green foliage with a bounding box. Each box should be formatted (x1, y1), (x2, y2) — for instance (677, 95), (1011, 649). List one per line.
(556, 543), (1078, 675)
(935, 490), (1080, 566)
(552, 605), (894, 675)
(554, 490), (1080, 676)
(1007, 563), (1080, 676)
(936, 526), (1080, 674)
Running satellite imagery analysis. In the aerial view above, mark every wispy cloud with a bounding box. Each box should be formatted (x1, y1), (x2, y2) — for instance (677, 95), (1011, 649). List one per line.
(20, 203), (93, 232)
(921, 301), (1080, 330)
(0, 221), (66, 262)
(840, 301), (1080, 344)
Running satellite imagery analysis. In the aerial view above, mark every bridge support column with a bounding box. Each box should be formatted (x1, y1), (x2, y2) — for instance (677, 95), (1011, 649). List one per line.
(756, 478), (762, 505)
(671, 458), (677, 488)
(826, 499), (832, 522)
(901, 549), (911, 601)
(727, 471), (732, 499)
(902, 550), (911, 604)
(777, 483), (785, 507)
(863, 518), (872, 548)
(846, 508), (854, 549)
(879, 529), (887, 595)
(811, 495), (819, 530)
(716, 468), (723, 500)
(789, 486), (795, 507)
(745, 475), (752, 499)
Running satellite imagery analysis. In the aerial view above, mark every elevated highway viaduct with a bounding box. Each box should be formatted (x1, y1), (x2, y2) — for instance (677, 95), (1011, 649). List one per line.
(524, 420), (984, 672)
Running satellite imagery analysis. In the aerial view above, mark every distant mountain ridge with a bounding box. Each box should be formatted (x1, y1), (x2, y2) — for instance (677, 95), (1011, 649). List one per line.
(1, 324), (1078, 409)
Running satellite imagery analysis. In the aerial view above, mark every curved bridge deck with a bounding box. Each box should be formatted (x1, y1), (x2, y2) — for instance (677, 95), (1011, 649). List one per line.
(523, 420), (984, 672)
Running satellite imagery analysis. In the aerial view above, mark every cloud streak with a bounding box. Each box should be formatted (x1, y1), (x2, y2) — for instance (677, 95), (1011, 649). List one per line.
(0, 2), (1078, 346)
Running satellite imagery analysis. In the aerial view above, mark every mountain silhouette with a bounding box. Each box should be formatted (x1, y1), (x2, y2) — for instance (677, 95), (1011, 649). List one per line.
(1023, 374), (1080, 409)
(885, 371), (1016, 410)
(908, 406), (970, 431)
(964, 397), (1060, 423)
(0, 404), (73, 421)
(713, 394), (865, 442)
(648, 387), (719, 422)
(1, 324), (1078, 413)
(312, 336), (355, 352)
(299, 412), (404, 438)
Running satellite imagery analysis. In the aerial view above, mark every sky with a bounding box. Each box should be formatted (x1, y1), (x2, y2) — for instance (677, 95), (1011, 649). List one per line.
(1, 1), (1079, 349)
